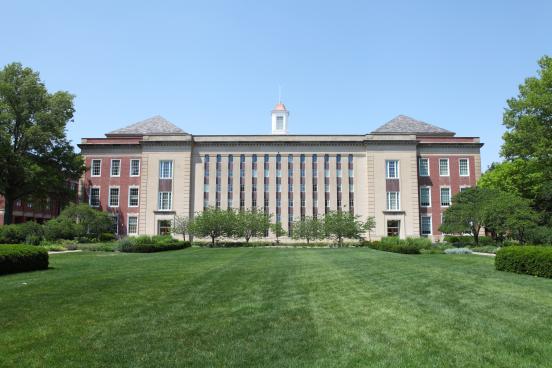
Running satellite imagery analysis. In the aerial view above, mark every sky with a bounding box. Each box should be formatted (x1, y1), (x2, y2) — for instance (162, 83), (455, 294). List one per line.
(1, 0), (551, 170)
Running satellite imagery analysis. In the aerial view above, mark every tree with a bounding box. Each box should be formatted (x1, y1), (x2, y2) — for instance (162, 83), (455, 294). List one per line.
(323, 211), (364, 246)
(0, 63), (85, 224)
(440, 187), (491, 245)
(172, 215), (191, 241)
(44, 203), (112, 240)
(270, 221), (286, 243)
(189, 207), (235, 246)
(500, 56), (552, 219)
(362, 216), (376, 240)
(234, 209), (271, 243)
(291, 216), (324, 244)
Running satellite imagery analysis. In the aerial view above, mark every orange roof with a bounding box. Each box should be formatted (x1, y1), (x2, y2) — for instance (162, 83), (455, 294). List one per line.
(273, 103), (287, 111)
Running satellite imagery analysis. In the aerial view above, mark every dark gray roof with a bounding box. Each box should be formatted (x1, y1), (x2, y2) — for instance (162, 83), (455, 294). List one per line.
(107, 115), (187, 136)
(372, 115), (454, 136)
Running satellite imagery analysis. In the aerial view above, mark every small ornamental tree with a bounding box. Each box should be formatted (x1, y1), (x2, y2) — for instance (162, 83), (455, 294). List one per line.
(323, 210), (364, 246)
(172, 215), (191, 241)
(189, 207), (235, 246)
(234, 209), (271, 243)
(292, 216), (324, 244)
(270, 221), (286, 243)
(363, 216), (376, 240)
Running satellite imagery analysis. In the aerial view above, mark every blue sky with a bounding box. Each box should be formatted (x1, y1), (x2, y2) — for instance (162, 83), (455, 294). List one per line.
(1, 0), (551, 170)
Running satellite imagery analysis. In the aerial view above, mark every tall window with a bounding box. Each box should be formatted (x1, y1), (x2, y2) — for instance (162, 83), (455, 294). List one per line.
(386, 192), (400, 210)
(264, 154), (269, 215)
(439, 159), (449, 176)
(240, 154), (245, 210)
(421, 216), (432, 236)
(158, 192), (172, 210)
(128, 216), (138, 235)
(252, 154), (257, 209)
(459, 158), (469, 176)
(159, 160), (173, 178)
(109, 187), (120, 207)
(419, 158), (429, 176)
(111, 159), (121, 177)
(419, 187), (431, 207)
(336, 154), (342, 211)
(129, 187), (139, 207)
(216, 155), (221, 209)
(228, 154), (233, 208)
(130, 159), (140, 176)
(386, 160), (399, 178)
(89, 187), (100, 207)
(348, 154), (354, 214)
(203, 155), (209, 209)
(276, 116), (284, 130)
(91, 159), (101, 177)
(440, 187), (451, 207)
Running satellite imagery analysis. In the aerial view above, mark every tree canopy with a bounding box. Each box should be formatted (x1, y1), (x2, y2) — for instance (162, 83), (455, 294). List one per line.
(323, 211), (364, 246)
(0, 63), (84, 224)
(291, 216), (324, 244)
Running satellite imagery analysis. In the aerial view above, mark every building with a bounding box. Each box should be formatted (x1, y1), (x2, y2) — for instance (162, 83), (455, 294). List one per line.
(78, 104), (482, 240)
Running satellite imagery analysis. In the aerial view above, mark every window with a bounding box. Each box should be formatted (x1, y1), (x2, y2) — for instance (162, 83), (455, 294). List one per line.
(89, 187), (100, 207)
(419, 158), (429, 176)
(158, 192), (172, 210)
(277, 169), (282, 177)
(313, 198), (318, 207)
(459, 158), (469, 176)
(130, 159), (140, 176)
(91, 159), (101, 177)
(128, 187), (139, 207)
(288, 198), (293, 207)
(128, 216), (138, 235)
(313, 183), (318, 192)
(439, 159), (449, 176)
(348, 169), (354, 178)
(460, 186), (470, 192)
(110, 159), (121, 177)
(204, 184), (209, 192)
(421, 216), (432, 236)
(420, 187), (431, 207)
(336, 169), (342, 177)
(159, 160), (173, 178)
(109, 187), (120, 207)
(228, 198), (233, 207)
(288, 183), (293, 192)
(276, 116), (284, 130)
(386, 192), (400, 210)
(386, 160), (399, 178)
(324, 183), (330, 192)
(349, 183), (354, 193)
(252, 169), (258, 177)
(324, 169), (330, 177)
(277, 183), (282, 192)
(440, 187), (451, 207)
(387, 220), (400, 237)
(264, 169), (269, 177)
(300, 183), (305, 192)
(110, 214), (119, 235)
(158, 220), (172, 235)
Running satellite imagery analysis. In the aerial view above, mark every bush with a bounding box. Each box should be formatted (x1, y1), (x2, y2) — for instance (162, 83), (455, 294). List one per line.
(0, 245), (49, 275)
(73, 243), (117, 252)
(495, 246), (552, 278)
(43, 217), (81, 241)
(99, 232), (116, 242)
(444, 248), (473, 254)
(444, 235), (494, 247)
(420, 243), (454, 254)
(0, 224), (26, 244)
(362, 237), (429, 254)
(525, 226), (552, 245)
(470, 246), (499, 254)
(117, 236), (189, 253)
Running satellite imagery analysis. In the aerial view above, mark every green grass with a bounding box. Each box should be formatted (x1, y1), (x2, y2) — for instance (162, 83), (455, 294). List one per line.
(1, 248), (551, 367)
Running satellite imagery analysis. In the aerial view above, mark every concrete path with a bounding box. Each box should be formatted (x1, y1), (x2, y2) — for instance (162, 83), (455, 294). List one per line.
(472, 251), (496, 257)
(48, 250), (82, 255)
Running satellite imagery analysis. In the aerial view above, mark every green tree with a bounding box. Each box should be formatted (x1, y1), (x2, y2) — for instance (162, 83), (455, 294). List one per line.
(362, 216), (376, 240)
(500, 56), (552, 219)
(0, 63), (85, 224)
(44, 203), (112, 240)
(323, 211), (364, 246)
(189, 207), (235, 246)
(440, 187), (490, 245)
(291, 216), (324, 244)
(234, 209), (271, 243)
(172, 215), (191, 241)
(270, 221), (286, 243)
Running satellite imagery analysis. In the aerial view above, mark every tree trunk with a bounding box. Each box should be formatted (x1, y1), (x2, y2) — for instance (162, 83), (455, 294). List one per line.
(211, 235), (215, 247)
(246, 235), (250, 243)
(307, 238), (310, 244)
(473, 227), (480, 245)
(3, 196), (14, 225)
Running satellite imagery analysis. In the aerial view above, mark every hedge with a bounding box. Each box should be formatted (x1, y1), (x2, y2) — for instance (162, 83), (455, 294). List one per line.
(362, 237), (431, 254)
(192, 241), (333, 248)
(495, 246), (552, 278)
(0, 245), (49, 275)
(118, 236), (191, 253)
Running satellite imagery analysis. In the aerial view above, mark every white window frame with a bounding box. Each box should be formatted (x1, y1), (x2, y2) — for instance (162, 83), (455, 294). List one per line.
(419, 186), (431, 207)
(158, 192), (172, 211)
(459, 158), (470, 177)
(91, 159), (102, 177)
(130, 159), (141, 177)
(108, 186), (120, 208)
(386, 160), (399, 179)
(386, 191), (400, 210)
(127, 215), (138, 235)
(440, 187), (451, 207)
(419, 158), (429, 176)
(421, 216), (432, 236)
(439, 159), (449, 177)
(159, 160), (173, 179)
(110, 159), (121, 177)
(89, 186), (101, 207)
(460, 185), (471, 192)
(128, 186), (140, 207)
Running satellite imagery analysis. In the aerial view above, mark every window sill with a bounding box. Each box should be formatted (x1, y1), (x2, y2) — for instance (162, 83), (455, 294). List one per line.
(383, 210), (405, 214)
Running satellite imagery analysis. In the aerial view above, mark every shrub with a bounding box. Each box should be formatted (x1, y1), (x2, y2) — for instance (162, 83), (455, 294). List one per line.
(0, 245), (49, 275)
(444, 248), (473, 254)
(525, 226), (552, 245)
(363, 237), (429, 254)
(420, 243), (454, 254)
(117, 236), (189, 253)
(495, 246), (552, 278)
(99, 232), (116, 242)
(444, 235), (494, 247)
(43, 217), (81, 241)
(0, 224), (26, 244)
(470, 246), (498, 254)
(74, 243), (117, 252)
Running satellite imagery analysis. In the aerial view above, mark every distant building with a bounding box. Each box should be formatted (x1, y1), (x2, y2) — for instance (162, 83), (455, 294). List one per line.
(78, 104), (482, 240)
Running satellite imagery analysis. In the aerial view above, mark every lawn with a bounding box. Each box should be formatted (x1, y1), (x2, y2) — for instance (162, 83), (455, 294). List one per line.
(1, 248), (551, 367)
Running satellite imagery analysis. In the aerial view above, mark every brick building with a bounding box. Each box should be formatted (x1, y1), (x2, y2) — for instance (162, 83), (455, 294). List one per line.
(78, 104), (483, 240)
